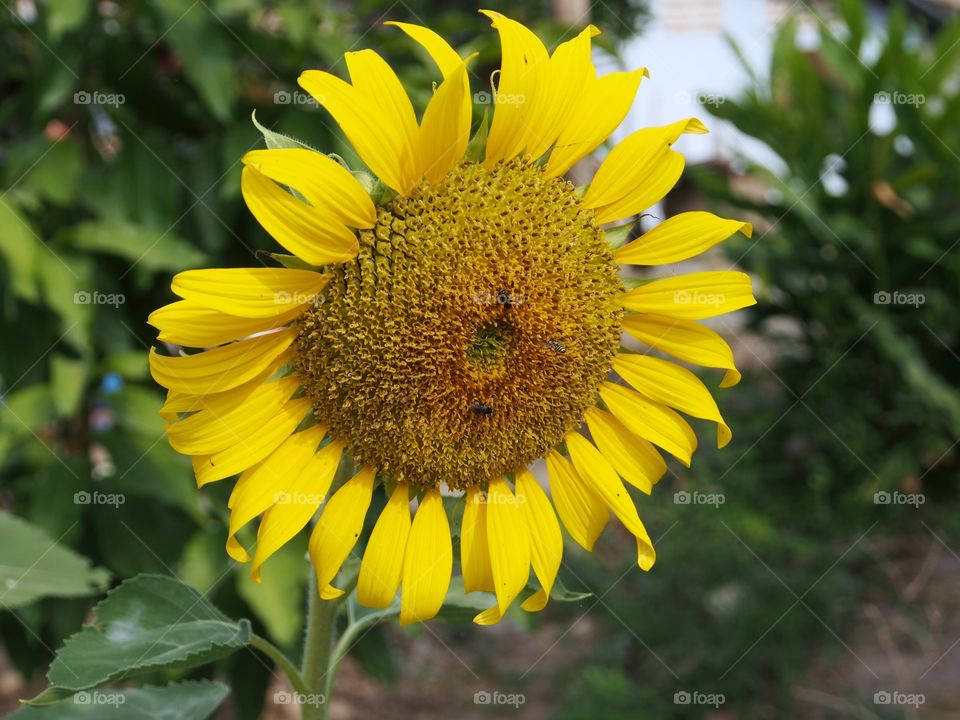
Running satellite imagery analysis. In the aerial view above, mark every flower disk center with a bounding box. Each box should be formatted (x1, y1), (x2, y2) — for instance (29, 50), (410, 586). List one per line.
(295, 160), (623, 490)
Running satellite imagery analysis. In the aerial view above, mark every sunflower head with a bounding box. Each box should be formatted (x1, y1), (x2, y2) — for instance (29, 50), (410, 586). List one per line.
(149, 10), (756, 626)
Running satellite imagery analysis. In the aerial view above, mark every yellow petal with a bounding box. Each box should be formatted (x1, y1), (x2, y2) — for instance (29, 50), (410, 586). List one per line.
(621, 271), (757, 320)
(386, 21), (462, 77)
(460, 486), (494, 593)
(171, 268), (327, 319)
(357, 483), (411, 608)
(583, 406), (666, 493)
(225, 425), (327, 562)
(475, 477), (529, 624)
(545, 68), (647, 178)
(614, 211), (753, 265)
(148, 300), (302, 347)
(599, 382), (697, 466)
(400, 490), (452, 625)
(545, 450), (608, 551)
(299, 50), (420, 194)
(251, 438), (345, 581)
(566, 433), (655, 570)
(515, 468), (562, 612)
(164, 376), (300, 456)
(584, 118), (707, 213)
(242, 148), (375, 229)
(419, 60), (472, 185)
(480, 10), (550, 164)
(192, 397), (312, 486)
(149, 329), (295, 395)
(622, 314), (742, 387)
(241, 166), (360, 266)
(524, 25), (599, 160)
(613, 354), (732, 448)
(308, 465), (375, 597)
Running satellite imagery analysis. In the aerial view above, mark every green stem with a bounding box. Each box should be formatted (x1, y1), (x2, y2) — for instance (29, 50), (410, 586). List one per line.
(300, 577), (340, 720)
(249, 634), (309, 696)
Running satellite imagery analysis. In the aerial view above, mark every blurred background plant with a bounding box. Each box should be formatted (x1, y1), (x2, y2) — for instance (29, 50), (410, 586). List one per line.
(1, 0), (958, 719)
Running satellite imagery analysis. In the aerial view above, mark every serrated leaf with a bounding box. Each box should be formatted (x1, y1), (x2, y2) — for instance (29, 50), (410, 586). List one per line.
(10, 681), (229, 720)
(0, 510), (110, 609)
(27, 574), (251, 705)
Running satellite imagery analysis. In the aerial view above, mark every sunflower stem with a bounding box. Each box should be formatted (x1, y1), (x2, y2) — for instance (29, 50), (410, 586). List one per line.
(250, 633), (309, 696)
(300, 574), (340, 720)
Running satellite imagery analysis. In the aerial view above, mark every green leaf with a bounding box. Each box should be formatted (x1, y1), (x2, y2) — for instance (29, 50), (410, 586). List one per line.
(46, 0), (93, 42)
(603, 222), (634, 249)
(237, 535), (307, 648)
(437, 577), (494, 624)
(349, 624), (397, 685)
(10, 681), (229, 720)
(0, 199), (40, 302)
(262, 251), (321, 271)
(69, 220), (205, 273)
(27, 574), (251, 705)
(50, 354), (89, 417)
(549, 576), (592, 603)
(0, 510), (110, 609)
(0, 384), (57, 437)
(251, 110), (313, 150)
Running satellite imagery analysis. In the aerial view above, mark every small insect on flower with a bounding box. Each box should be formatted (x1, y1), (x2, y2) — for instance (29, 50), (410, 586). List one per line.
(545, 339), (566, 354)
(496, 289), (512, 309)
(469, 402), (494, 416)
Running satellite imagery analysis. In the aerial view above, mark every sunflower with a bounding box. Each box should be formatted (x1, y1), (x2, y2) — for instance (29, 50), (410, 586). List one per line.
(148, 11), (756, 626)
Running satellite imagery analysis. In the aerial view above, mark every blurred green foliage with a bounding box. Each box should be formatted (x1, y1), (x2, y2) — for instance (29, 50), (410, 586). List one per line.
(0, 1), (646, 717)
